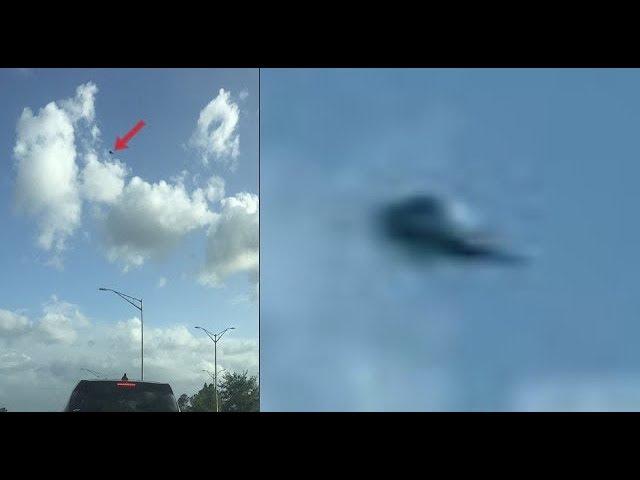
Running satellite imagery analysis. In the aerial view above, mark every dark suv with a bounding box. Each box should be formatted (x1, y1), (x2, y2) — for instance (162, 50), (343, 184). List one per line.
(64, 377), (179, 412)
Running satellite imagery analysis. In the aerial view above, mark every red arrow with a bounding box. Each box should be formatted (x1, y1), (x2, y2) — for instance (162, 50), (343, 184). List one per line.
(114, 120), (146, 151)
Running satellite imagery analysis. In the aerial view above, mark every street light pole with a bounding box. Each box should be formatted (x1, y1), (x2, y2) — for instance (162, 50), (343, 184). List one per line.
(195, 326), (235, 412)
(99, 287), (144, 381)
(202, 369), (215, 382)
(140, 298), (143, 383)
(202, 369), (226, 408)
(81, 368), (103, 379)
(214, 340), (217, 411)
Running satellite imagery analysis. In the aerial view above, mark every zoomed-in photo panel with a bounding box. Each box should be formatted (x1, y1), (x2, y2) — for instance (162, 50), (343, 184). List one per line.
(260, 68), (640, 411)
(0, 68), (258, 412)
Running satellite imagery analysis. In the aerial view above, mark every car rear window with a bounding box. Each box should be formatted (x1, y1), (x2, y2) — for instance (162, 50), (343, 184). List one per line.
(66, 381), (178, 412)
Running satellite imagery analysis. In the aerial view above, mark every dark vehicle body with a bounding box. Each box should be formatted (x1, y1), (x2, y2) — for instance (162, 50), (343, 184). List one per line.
(64, 379), (180, 412)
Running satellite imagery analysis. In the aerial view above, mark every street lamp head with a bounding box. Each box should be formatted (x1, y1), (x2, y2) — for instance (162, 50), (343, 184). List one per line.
(98, 287), (107, 291)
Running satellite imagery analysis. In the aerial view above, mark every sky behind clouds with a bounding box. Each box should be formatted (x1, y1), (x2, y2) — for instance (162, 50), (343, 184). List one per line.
(0, 68), (258, 411)
(261, 68), (640, 411)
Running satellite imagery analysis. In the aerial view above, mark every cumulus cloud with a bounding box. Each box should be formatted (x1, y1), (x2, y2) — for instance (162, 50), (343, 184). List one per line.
(79, 152), (128, 204)
(11, 83), (257, 290)
(0, 296), (89, 346)
(189, 88), (240, 166)
(0, 310), (32, 338)
(106, 317), (257, 389)
(204, 175), (225, 203)
(103, 176), (215, 270)
(35, 295), (90, 345)
(13, 102), (82, 253)
(0, 352), (33, 373)
(199, 193), (259, 288)
(37, 313), (78, 345)
(10, 82), (258, 350)
(0, 310), (257, 410)
(12, 82), (99, 257)
(60, 82), (99, 124)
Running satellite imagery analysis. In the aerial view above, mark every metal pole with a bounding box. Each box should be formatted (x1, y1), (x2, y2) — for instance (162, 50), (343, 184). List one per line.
(81, 368), (102, 378)
(99, 288), (144, 382)
(214, 335), (218, 412)
(194, 326), (233, 412)
(140, 299), (144, 382)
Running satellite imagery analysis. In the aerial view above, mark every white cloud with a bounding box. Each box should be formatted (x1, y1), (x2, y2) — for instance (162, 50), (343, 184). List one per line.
(12, 82), (99, 257)
(11, 83), (257, 294)
(11, 88), (219, 271)
(0, 310), (32, 338)
(37, 312), (78, 345)
(0, 296), (257, 411)
(170, 169), (190, 185)
(79, 152), (127, 204)
(91, 125), (100, 142)
(13, 102), (82, 253)
(103, 176), (215, 270)
(0, 352), (33, 373)
(0, 308), (257, 410)
(239, 89), (249, 101)
(204, 175), (225, 203)
(12, 84), (246, 275)
(189, 88), (240, 165)
(199, 193), (258, 288)
(157, 277), (167, 288)
(34, 296), (90, 345)
(61, 82), (98, 124)
(0, 296), (89, 346)
(45, 255), (65, 271)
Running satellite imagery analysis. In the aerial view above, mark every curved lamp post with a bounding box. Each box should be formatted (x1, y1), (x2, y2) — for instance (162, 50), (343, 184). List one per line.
(99, 287), (144, 381)
(81, 368), (103, 379)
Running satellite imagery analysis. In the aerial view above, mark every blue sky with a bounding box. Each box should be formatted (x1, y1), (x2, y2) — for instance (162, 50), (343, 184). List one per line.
(261, 68), (640, 411)
(0, 68), (258, 411)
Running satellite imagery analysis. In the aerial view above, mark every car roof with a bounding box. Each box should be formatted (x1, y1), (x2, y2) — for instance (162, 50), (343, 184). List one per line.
(77, 379), (171, 386)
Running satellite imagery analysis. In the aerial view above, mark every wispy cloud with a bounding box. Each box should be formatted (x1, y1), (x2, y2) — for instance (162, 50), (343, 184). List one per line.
(189, 88), (240, 167)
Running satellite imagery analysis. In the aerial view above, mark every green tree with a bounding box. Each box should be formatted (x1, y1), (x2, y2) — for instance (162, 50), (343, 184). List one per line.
(187, 382), (217, 412)
(219, 371), (259, 412)
(180, 371), (259, 412)
(177, 393), (191, 411)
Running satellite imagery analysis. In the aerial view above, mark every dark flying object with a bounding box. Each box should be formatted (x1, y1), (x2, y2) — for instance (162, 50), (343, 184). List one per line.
(378, 194), (526, 264)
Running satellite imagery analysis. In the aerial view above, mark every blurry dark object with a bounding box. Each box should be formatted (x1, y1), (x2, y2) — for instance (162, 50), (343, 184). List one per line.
(378, 193), (526, 264)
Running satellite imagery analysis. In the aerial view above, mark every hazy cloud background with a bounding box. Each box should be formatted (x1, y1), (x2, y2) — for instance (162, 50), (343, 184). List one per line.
(261, 68), (640, 411)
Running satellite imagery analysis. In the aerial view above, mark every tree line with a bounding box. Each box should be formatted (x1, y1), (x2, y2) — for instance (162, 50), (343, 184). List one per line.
(178, 370), (259, 412)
